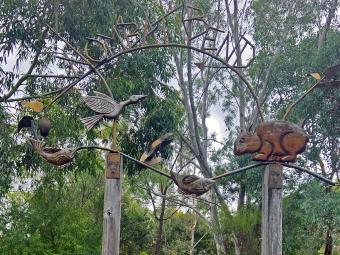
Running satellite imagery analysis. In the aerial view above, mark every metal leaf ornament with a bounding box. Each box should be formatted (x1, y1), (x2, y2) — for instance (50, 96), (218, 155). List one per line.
(23, 101), (44, 112)
(308, 72), (321, 81)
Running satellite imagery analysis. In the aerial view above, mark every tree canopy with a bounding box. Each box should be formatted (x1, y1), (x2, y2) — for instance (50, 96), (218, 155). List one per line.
(0, 0), (339, 254)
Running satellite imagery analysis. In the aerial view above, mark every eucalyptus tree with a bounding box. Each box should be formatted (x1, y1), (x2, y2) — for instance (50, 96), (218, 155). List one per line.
(0, 0), (184, 254)
(249, 0), (340, 254)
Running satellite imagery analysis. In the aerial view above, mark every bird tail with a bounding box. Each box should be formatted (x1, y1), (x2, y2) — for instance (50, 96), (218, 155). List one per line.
(28, 138), (44, 151)
(80, 115), (103, 130)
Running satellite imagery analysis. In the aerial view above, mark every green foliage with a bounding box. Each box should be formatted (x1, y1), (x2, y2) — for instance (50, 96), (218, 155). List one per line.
(0, 172), (103, 254)
(221, 207), (261, 255)
(283, 182), (340, 254)
(120, 188), (155, 255)
(1, 0), (339, 253)
(0, 171), (158, 255)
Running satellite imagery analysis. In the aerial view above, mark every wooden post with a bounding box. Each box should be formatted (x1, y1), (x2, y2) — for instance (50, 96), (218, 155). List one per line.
(261, 164), (283, 255)
(102, 121), (122, 255)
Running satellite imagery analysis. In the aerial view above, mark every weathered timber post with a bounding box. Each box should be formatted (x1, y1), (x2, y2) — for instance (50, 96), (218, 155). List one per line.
(102, 121), (122, 255)
(261, 164), (283, 255)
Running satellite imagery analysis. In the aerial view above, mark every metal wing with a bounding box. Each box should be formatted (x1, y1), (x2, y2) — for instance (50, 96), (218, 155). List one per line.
(182, 174), (200, 184)
(94, 91), (117, 104)
(43, 147), (62, 153)
(83, 96), (117, 114)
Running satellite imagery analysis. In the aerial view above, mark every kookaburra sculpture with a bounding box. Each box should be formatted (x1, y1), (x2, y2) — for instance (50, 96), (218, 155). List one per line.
(28, 138), (77, 166)
(170, 171), (215, 196)
(140, 133), (173, 165)
(81, 91), (147, 130)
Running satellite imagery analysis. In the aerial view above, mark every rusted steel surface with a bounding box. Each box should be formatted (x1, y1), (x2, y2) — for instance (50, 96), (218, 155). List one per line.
(234, 120), (309, 162)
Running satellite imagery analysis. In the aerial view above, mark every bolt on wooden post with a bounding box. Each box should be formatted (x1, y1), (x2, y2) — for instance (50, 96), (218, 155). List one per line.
(102, 121), (122, 255)
(261, 164), (283, 255)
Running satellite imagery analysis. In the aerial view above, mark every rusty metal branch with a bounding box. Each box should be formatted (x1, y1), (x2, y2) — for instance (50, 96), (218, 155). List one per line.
(43, 5), (263, 121)
(283, 77), (324, 120)
(47, 25), (113, 98)
(27, 74), (80, 79)
(212, 161), (335, 185)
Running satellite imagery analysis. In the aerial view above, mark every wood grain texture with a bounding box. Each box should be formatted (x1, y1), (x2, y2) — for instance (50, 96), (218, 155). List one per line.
(234, 120), (308, 162)
(106, 153), (121, 179)
(261, 164), (282, 255)
(102, 153), (122, 255)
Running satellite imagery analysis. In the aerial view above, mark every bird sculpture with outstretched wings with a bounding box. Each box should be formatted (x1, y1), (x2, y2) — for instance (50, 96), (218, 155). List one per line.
(140, 133), (174, 165)
(81, 91), (147, 130)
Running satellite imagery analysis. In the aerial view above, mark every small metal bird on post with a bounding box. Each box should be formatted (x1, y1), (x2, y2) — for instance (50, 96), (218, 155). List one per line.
(170, 171), (215, 196)
(81, 91), (147, 130)
(140, 133), (173, 165)
(28, 138), (77, 166)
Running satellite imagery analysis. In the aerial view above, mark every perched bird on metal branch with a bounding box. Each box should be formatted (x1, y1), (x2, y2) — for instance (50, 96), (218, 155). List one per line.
(28, 138), (77, 166)
(170, 171), (215, 196)
(38, 117), (52, 137)
(81, 91), (147, 130)
(140, 133), (173, 165)
(17, 115), (34, 133)
(17, 115), (38, 139)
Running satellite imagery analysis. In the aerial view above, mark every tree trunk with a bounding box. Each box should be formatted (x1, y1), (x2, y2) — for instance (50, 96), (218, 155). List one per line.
(189, 199), (198, 255)
(232, 231), (241, 255)
(317, 0), (338, 51)
(154, 195), (166, 255)
(211, 193), (227, 255)
(324, 227), (333, 255)
(238, 183), (245, 211)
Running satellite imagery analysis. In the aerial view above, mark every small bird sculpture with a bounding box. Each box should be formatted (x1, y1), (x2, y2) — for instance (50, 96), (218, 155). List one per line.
(17, 115), (38, 138)
(81, 91), (147, 130)
(28, 138), (77, 166)
(38, 117), (52, 137)
(140, 133), (173, 165)
(17, 115), (34, 133)
(170, 171), (215, 196)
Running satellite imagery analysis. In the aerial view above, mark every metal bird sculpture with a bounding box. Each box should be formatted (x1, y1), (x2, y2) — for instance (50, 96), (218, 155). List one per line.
(17, 115), (34, 133)
(17, 115), (38, 139)
(170, 171), (215, 196)
(38, 117), (52, 137)
(28, 138), (77, 166)
(140, 133), (173, 165)
(81, 91), (147, 130)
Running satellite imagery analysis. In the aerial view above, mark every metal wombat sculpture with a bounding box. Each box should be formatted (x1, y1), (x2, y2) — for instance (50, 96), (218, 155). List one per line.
(234, 121), (309, 162)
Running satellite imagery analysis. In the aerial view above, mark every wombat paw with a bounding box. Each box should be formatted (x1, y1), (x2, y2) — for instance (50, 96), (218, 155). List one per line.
(280, 155), (297, 162)
(253, 154), (269, 161)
